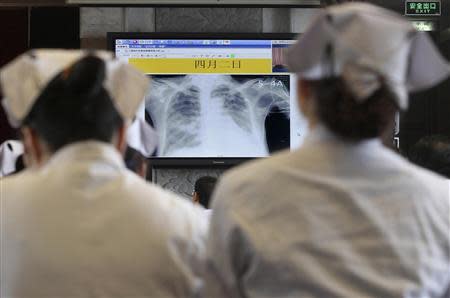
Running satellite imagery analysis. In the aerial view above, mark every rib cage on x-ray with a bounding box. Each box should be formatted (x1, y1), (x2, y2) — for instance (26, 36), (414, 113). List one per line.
(145, 75), (290, 157)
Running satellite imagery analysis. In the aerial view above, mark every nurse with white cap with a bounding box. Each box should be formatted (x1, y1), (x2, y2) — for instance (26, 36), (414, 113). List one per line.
(0, 50), (207, 297)
(204, 3), (450, 298)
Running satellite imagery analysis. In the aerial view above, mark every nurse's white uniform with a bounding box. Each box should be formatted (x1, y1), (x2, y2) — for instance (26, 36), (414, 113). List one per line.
(206, 126), (450, 297)
(1, 141), (208, 297)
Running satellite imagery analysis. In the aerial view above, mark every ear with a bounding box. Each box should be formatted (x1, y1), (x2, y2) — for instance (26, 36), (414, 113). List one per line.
(138, 161), (147, 179)
(297, 79), (317, 127)
(297, 79), (311, 113)
(115, 124), (127, 154)
(192, 192), (200, 203)
(21, 126), (44, 167)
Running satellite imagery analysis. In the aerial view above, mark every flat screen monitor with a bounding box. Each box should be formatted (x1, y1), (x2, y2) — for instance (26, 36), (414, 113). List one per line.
(108, 33), (308, 166)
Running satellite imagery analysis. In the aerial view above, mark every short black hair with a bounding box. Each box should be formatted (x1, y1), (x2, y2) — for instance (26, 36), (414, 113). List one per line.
(308, 77), (398, 141)
(408, 135), (450, 178)
(23, 55), (123, 152)
(194, 176), (218, 209)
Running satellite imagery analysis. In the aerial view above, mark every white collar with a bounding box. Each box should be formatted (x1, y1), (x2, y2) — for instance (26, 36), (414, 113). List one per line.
(42, 141), (125, 173)
(303, 124), (382, 149)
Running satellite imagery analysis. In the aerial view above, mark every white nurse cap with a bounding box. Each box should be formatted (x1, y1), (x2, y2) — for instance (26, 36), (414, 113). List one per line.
(286, 2), (450, 109)
(0, 140), (24, 177)
(0, 49), (150, 127)
(127, 102), (158, 158)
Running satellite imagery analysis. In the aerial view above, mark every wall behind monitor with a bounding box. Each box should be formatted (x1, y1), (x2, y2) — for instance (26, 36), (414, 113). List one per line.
(80, 7), (315, 50)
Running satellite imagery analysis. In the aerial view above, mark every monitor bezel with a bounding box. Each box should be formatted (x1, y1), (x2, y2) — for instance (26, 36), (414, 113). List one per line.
(107, 32), (298, 167)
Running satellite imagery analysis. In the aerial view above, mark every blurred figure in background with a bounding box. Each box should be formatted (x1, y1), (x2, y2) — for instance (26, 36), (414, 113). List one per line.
(124, 146), (148, 178)
(0, 50), (207, 297)
(205, 3), (450, 298)
(193, 176), (218, 211)
(124, 110), (158, 179)
(409, 135), (450, 179)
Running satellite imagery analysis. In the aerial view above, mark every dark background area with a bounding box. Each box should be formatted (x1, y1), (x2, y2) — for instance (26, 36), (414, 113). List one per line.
(29, 7), (79, 49)
(0, 6), (80, 143)
(0, 8), (28, 142)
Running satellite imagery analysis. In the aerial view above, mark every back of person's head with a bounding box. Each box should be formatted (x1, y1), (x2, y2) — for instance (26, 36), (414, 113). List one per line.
(124, 146), (147, 178)
(23, 56), (123, 153)
(287, 3), (449, 143)
(408, 135), (450, 178)
(307, 78), (398, 141)
(194, 176), (218, 209)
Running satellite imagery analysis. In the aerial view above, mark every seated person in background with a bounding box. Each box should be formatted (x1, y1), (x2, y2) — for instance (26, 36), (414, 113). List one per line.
(408, 135), (450, 179)
(204, 3), (450, 298)
(193, 176), (218, 211)
(0, 50), (208, 297)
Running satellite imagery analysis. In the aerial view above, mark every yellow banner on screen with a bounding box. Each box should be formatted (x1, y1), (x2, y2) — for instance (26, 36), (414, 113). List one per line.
(129, 58), (273, 74)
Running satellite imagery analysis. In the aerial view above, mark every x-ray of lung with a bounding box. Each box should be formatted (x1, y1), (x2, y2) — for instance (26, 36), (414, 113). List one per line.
(145, 74), (294, 158)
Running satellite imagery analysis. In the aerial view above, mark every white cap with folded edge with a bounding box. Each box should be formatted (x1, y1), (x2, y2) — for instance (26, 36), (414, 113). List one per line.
(0, 49), (150, 127)
(0, 140), (24, 177)
(126, 101), (158, 158)
(286, 2), (450, 110)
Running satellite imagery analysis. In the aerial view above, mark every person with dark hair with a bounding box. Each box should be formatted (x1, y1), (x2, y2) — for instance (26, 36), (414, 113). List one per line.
(409, 135), (450, 179)
(0, 50), (207, 297)
(204, 3), (450, 298)
(193, 176), (218, 209)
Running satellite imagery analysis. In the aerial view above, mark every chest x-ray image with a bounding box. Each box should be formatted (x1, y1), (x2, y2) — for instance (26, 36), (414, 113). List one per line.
(145, 74), (293, 158)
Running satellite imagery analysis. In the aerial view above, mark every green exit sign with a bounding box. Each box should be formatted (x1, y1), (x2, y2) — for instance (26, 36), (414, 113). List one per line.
(405, 1), (441, 16)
